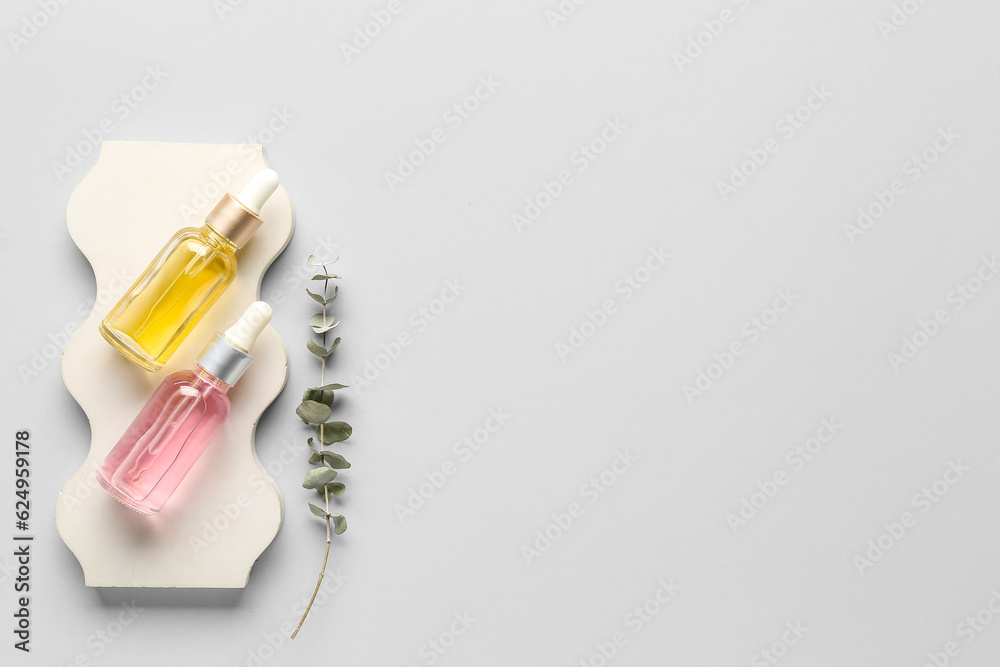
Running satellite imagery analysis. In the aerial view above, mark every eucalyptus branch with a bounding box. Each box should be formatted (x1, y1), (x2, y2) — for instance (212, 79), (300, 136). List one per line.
(291, 254), (352, 639)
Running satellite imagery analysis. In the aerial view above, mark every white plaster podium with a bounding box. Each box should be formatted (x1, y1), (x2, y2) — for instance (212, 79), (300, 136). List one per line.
(56, 141), (292, 587)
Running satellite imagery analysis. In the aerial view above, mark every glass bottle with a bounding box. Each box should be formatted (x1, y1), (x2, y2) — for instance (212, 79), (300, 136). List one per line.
(96, 302), (272, 515)
(100, 169), (279, 371)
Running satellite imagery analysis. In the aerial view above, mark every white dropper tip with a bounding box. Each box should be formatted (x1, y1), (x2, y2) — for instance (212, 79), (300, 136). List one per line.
(235, 168), (280, 215)
(224, 301), (273, 353)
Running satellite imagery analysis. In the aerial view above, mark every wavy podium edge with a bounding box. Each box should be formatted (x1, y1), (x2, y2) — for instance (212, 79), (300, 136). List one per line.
(55, 141), (293, 588)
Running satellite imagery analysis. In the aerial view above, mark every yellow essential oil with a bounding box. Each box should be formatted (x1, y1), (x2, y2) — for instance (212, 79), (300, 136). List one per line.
(99, 169), (279, 371)
(100, 226), (236, 370)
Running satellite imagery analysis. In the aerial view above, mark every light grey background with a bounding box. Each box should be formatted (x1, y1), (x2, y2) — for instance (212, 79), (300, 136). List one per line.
(3, 0), (1000, 665)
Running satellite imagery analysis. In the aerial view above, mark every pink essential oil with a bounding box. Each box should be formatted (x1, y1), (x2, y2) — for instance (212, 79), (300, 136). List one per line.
(96, 302), (272, 515)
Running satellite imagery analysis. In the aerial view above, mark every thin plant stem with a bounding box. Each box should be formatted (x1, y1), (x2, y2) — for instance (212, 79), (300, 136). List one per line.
(291, 271), (333, 639)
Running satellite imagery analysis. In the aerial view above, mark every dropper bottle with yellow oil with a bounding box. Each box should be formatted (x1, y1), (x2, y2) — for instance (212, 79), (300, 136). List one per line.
(100, 168), (280, 371)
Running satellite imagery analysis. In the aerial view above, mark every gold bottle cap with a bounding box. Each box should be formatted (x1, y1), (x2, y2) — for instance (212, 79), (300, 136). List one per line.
(205, 169), (280, 248)
(205, 193), (263, 248)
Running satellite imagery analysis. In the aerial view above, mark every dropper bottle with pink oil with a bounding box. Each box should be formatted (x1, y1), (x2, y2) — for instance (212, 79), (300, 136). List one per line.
(96, 301), (272, 515)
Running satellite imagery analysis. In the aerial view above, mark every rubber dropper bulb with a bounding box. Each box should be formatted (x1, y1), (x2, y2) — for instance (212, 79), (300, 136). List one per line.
(234, 169), (280, 215)
(223, 301), (272, 353)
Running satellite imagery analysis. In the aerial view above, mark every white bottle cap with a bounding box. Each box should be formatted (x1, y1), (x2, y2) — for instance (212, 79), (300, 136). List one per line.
(224, 301), (272, 352)
(197, 302), (273, 386)
(234, 169), (280, 215)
